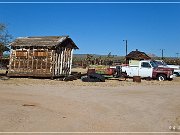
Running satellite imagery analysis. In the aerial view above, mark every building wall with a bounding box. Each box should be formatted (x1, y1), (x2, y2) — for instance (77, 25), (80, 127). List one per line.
(53, 47), (73, 76)
(8, 46), (73, 77)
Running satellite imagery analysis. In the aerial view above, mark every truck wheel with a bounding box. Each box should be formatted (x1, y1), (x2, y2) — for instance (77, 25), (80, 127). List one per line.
(119, 72), (127, 81)
(157, 74), (166, 81)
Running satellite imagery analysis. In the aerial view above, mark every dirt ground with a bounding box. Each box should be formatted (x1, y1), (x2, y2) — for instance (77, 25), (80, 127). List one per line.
(0, 69), (180, 134)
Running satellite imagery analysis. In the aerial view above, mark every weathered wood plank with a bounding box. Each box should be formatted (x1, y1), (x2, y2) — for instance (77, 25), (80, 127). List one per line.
(69, 49), (73, 74)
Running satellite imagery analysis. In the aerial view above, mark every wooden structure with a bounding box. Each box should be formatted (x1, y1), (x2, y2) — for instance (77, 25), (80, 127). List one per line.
(126, 49), (151, 63)
(7, 36), (78, 78)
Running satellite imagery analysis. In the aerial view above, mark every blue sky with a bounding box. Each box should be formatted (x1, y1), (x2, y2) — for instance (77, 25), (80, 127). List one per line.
(0, 1), (180, 57)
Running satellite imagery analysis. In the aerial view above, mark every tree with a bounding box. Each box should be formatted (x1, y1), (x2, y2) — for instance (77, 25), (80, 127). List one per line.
(86, 54), (94, 65)
(0, 23), (12, 57)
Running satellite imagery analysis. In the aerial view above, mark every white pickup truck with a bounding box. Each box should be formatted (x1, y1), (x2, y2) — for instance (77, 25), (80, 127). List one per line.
(153, 60), (180, 77)
(121, 60), (174, 81)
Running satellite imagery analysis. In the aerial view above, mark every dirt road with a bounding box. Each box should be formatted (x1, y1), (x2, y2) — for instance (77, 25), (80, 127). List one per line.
(0, 77), (180, 134)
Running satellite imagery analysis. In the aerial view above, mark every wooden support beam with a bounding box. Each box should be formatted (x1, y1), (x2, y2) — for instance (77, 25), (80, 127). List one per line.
(46, 49), (48, 73)
(69, 49), (73, 75)
(51, 50), (55, 76)
(32, 47), (34, 72)
(9, 49), (13, 71)
(27, 48), (29, 72)
(57, 53), (61, 75)
(54, 53), (58, 75)
(60, 48), (64, 75)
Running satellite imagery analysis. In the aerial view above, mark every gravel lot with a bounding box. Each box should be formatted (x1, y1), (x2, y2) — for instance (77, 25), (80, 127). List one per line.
(0, 72), (180, 134)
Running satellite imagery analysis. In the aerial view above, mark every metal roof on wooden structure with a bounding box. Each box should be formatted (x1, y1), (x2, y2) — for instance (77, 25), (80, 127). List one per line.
(10, 36), (79, 49)
(126, 50), (151, 60)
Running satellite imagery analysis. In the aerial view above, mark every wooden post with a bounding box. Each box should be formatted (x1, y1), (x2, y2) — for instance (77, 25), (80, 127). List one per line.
(69, 49), (73, 75)
(55, 52), (58, 75)
(60, 48), (64, 75)
(32, 47), (34, 73)
(51, 50), (55, 77)
(9, 49), (13, 71)
(13, 50), (16, 70)
(45, 49), (48, 73)
(27, 48), (29, 72)
(64, 48), (68, 75)
(18, 50), (21, 71)
(57, 53), (61, 75)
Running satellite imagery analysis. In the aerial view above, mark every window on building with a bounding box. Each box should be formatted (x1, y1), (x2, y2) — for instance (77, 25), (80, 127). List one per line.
(33, 51), (48, 57)
(16, 51), (27, 58)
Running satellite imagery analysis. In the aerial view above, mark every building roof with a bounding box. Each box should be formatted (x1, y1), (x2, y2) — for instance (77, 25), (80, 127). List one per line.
(126, 50), (151, 60)
(10, 36), (79, 49)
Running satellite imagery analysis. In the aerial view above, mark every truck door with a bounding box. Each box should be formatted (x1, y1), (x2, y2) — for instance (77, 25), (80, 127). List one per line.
(139, 62), (153, 78)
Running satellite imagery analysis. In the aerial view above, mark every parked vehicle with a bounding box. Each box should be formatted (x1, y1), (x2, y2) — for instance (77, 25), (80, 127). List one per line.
(153, 60), (180, 77)
(121, 60), (174, 81)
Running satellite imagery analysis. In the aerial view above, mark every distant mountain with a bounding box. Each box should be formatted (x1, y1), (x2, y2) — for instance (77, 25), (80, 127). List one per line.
(147, 53), (157, 58)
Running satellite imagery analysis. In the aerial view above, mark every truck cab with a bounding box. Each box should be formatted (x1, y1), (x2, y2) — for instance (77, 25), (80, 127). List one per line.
(138, 61), (155, 78)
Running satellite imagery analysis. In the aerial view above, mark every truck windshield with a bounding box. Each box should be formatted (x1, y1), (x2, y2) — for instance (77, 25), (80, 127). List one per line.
(154, 60), (167, 66)
(150, 61), (158, 68)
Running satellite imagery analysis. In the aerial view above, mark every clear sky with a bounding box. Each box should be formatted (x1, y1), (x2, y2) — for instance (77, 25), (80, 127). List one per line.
(0, 1), (180, 57)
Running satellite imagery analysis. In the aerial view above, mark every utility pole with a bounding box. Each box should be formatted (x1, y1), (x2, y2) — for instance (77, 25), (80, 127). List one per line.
(160, 49), (165, 60)
(123, 40), (128, 64)
(176, 53), (179, 58)
(123, 40), (128, 56)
